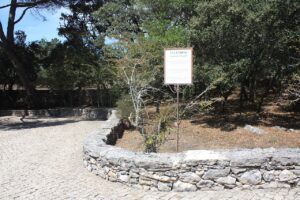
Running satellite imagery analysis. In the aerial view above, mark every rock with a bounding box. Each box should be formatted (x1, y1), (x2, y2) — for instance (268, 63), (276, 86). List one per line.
(108, 171), (117, 179)
(108, 171), (117, 181)
(140, 171), (176, 182)
(164, 171), (177, 177)
(231, 157), (268, 167)
(221, 123), (236, 131)
(179, 172), (201, 183)
(263, 171), (275, 182)
(90, 158), (96, 164)
(291, 170), (300, 176)
(173, 181), (197, 192)
(242, 185), (251, 190)
(129, 171), (139, 178)
(96, 169), (106, 178)
(202, 168), (230, 180)
(279, 170), (297, 182)
(91, 164), (98, 170)
(272, 156), (300, 166)
(139, 177), (157, 186)
(224, 184), (236, 189)
(150, 187), (159, 192)
(129, 178), (139, 184)
(211, 185), (225, 190)
(83, 160), (88, 167)
(231, 168), (246, 174)
(157, 182), (172, 192)
(217, 160), (230, 167)
(195, 170), (205, 176)
(119, 175), (130, 183)
(244, 125), (265, 135)
(87, 165), (92, 172)
(273, 126), (287, 131)
(196, 180), (214, 188)
(216, 176), (236, 185)
(240, 170), (262, 185)
(157, 176), (177, 183)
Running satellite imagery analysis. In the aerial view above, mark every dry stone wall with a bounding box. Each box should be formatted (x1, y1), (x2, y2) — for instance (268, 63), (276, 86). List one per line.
(0, 108), (110, 120)
(83, 110), (300, 192)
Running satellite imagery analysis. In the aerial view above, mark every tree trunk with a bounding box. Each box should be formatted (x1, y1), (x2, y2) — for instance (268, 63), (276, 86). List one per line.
(239, 83), (245, 110)
(3, 44), (36, 98)
(0, 0), (36, 107)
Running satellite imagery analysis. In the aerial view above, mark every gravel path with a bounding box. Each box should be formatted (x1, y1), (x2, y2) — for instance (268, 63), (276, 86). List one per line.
(0, 116), (299, 200)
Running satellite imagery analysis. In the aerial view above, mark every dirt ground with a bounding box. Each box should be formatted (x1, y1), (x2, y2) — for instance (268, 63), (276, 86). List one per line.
(116, 121), (300, 153)
(116, 94), (300, 153)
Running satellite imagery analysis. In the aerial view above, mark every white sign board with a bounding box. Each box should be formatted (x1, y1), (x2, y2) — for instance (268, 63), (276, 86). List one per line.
(164, 48), (193, 85)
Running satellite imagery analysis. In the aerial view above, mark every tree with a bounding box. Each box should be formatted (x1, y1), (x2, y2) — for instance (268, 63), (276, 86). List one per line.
(116, 39), (160, 126)
(58, 0), (123, 107)
(0, 0), (69, 105)
(189, 0), (299, 111)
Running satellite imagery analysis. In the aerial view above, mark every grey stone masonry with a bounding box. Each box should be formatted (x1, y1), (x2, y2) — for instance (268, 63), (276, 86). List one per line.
(83, 110), (300, 192)
(0, 107), (111, 120)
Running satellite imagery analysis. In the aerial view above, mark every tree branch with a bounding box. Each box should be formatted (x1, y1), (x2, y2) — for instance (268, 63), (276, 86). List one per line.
(0, 4), (11, 9)
(7, 0), (17, 43)
(180, 85), (214, 117)
(0, 21), (7, 42)
(14, 7), (33, 24)
(16, 0), (53, 8)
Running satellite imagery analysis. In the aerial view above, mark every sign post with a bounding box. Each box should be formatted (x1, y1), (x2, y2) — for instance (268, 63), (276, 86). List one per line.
(164, 48), (193, 152)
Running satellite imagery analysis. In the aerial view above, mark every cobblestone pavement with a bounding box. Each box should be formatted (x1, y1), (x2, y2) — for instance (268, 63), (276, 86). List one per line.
(0, 116), (299, 200)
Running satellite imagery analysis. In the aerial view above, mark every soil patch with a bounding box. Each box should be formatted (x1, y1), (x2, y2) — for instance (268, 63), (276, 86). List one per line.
(116, 119), (300, 153)
(116, 92), (300, 153)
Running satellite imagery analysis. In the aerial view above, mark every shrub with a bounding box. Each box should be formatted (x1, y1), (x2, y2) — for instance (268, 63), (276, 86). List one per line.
(116, 94), (135, 120)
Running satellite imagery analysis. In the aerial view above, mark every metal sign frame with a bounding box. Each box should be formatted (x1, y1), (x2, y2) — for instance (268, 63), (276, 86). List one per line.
(164, 48), (193, 85)
(163, 48), (194, 152)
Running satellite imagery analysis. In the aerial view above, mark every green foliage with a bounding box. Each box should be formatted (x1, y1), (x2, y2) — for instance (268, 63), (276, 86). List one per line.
(190, 0), (299, 106)
(143, 105), (176, 153)
(1, 0), (299, 113)
(285, 73), (300, 111)
(93, 0), (144, 41)
(198, 100), (215, 112)
(116, 94), (135, 119)
(38, 42), (94, 91)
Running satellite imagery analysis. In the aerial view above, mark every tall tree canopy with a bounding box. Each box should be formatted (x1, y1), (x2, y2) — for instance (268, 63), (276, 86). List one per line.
(0, 0), (299, 111)
(0, 0), (70, 105)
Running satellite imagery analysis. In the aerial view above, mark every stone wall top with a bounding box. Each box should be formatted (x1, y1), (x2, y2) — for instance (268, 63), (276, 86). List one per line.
(0, 107), (111, 120)
(84, 111), (300, 167)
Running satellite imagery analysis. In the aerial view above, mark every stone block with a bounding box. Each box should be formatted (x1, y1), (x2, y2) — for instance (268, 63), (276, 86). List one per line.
(263, 170), (275, 182)
(239, 170), (262, 185)
(157, 182), (172, 192)
(173, 181), (197, 192)
(202, 168), (230, 179)
(179, 172), (201, 183)
(279, 170), (297, 182)
(216, 176), (236, 185)
(196, 180), (214, 188)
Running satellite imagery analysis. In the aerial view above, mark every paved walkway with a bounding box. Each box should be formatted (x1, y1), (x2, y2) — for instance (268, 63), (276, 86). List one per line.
(0, 116), (299, 200)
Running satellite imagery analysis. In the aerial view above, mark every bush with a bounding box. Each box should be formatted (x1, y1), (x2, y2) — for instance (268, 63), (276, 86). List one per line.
(116, 94), (135, 119)
(142, 105), (175, 153)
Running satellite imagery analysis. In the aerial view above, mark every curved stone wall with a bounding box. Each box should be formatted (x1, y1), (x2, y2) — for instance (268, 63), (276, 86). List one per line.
(0, 108), (110, 120)
(83, 111), (300, 191)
